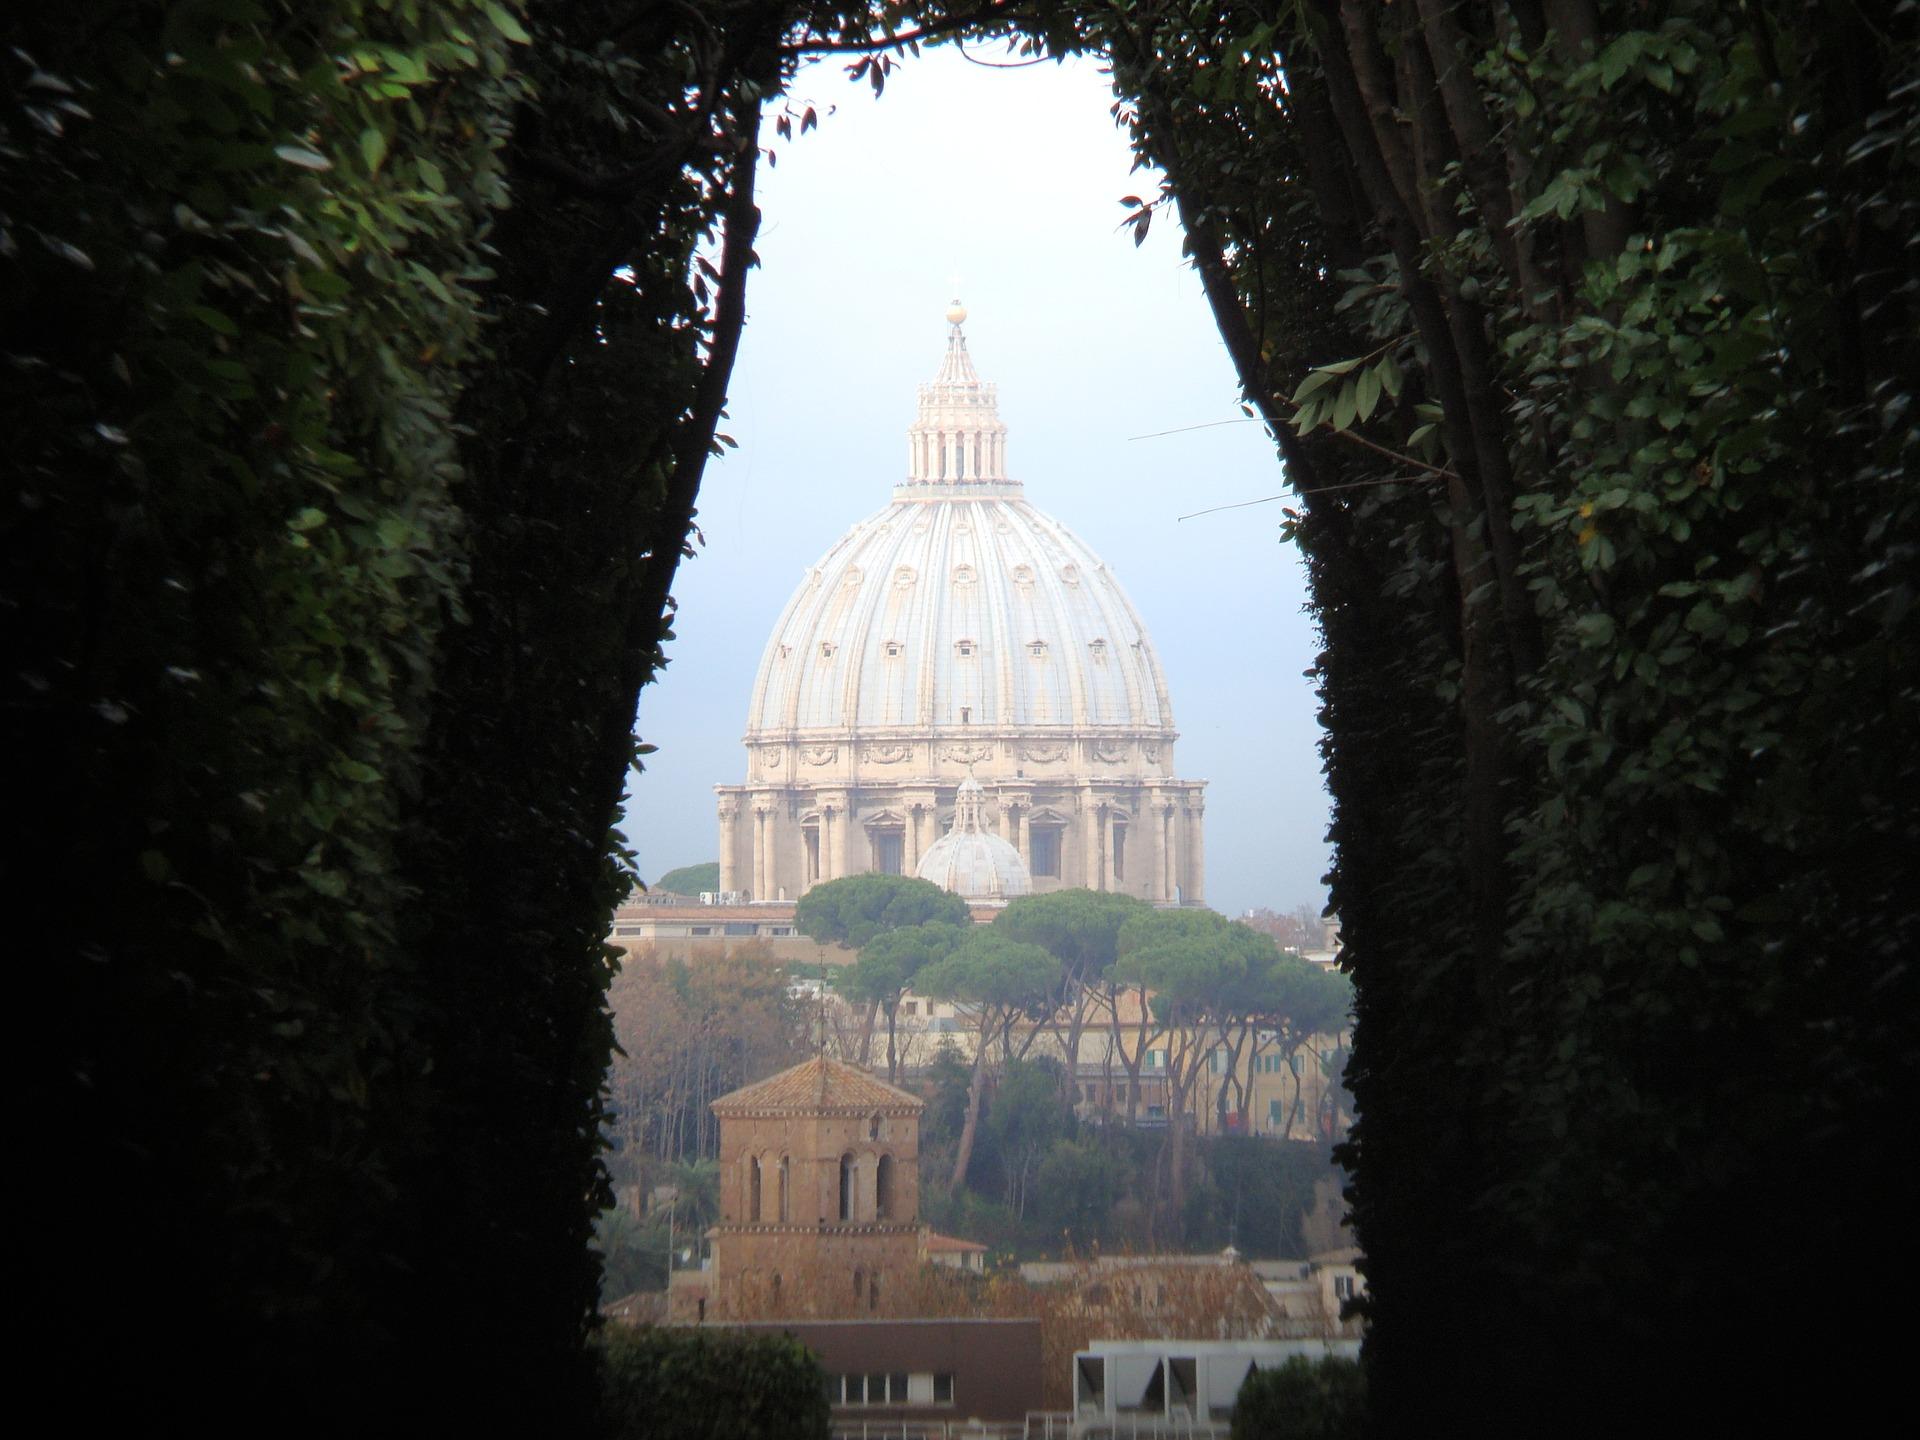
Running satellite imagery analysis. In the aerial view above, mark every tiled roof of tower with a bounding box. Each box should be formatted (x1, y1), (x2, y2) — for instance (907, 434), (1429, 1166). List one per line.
(711, 1056), (924, 1115)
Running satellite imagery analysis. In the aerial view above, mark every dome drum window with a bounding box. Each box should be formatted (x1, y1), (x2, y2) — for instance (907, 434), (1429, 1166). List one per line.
(1028, 640), (1048, 657)
(884, 641), (903, 658)
(820, 642), (837, 659)
(956, 640), (976, 658)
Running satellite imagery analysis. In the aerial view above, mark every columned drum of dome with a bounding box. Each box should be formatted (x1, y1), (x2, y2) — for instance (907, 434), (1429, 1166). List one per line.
(717, 306), (1206, 905)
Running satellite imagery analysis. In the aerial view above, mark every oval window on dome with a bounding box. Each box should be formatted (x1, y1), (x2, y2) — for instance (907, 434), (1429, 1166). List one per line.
(893, 566), (917, 587)
(1011, 564), (1035, 586)
(1060, 564), (1081, 587)
(952, 564), (976, 586)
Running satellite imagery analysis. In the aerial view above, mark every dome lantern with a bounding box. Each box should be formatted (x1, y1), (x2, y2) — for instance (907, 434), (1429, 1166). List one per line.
(907, 303), (1010, 488)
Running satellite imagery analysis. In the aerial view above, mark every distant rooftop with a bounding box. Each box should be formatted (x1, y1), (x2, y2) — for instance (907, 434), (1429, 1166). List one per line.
(710, 1056), (924, 1117)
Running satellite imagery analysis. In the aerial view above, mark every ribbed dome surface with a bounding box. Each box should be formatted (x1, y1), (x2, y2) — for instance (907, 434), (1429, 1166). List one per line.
(747, 497), (1171, 736)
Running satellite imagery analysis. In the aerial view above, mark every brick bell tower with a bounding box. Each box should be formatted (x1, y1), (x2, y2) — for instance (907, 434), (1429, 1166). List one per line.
(703, 1056), (925, 1320)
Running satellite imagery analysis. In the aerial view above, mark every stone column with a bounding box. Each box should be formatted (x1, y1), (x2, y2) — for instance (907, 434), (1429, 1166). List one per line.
(717, 797), (740, 895)
(1161, 801), (1177, 903)
(1187, 795), (1207, 905)
(905, 802), (922, 874)
(1074, 789), (1093, 889)
(1099, 802), (1115, 892)
(750, 804), (769, 900)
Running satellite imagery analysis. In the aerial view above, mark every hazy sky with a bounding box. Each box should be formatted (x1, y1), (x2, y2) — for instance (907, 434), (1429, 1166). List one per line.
(621, 43), (1331, 918)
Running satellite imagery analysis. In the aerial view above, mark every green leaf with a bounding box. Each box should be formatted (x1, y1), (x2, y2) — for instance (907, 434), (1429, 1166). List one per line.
(484, 3), (532, 44)
(1331, 382), (1358, 432)
(360, 126), (388, 174)
(1292, 368), (1338, 404)
(275, 143), (332, 171)
(1355, 366), (1381, 422)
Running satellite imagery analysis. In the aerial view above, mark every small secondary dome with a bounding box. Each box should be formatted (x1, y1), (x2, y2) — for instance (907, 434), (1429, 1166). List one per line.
(917, 775), (1031, 901)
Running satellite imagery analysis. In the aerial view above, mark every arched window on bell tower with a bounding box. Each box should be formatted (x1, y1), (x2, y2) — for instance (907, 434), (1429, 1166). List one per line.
(876, 1154), (896, 1220)
(749, 1155), (762, 1222)
(778, 1155), (790, 1222)
(838, 1152), (854, 1222)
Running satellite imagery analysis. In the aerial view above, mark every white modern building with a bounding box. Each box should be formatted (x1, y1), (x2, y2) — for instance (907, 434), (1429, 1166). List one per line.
(717, 304), (1207, 904)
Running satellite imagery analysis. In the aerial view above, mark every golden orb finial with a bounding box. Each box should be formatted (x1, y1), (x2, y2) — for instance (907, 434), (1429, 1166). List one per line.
(945, 298), (968, 326)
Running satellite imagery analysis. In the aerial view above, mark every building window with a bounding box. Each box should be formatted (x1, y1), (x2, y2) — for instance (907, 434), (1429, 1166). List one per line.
(1089, 637), (1107, 657)
(1268, 1098), (1285, 1125)
(852, 1266), (864, 1299)
(871, 829), (904, 875)
(1028, 640), (1047, 657)
(1112, 821), (1127, 882)
(1031, 825), (1063, 878)
(778, 1156), (790, 1222)
(1147, 1049), (1166, 1070)
(1209, 1047), (1229, 1076)
(956, 639), (975, 658)
(876, 1154), (895, 1219)
(689, 926), (712, 937)
(902, 1000), (918, 1016)
(1334, 1274), (1356, 1301)
(749, 1156), (762, 1222)
(839, 1154), (854, 1221)
(820, 641), (836, 659)
(869, 1115), (882, 1141)
(933, 1374), (954, 1404)
(884, 640), (903, 658)
(803, 825), (820, 886)
(771, 926), (793, 936)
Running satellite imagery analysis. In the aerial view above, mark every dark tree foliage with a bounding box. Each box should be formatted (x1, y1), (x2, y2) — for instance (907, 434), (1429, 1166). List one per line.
(1004, 1), (1920, 1430)
(1230, 1356), (1367, 1440)
(3, 0), (919, 1426)
(794, 871), (971, 949)
(653, 861), (722, 896)
(386, 4), (807, 1415)
(5, 2), (523, 1425)
(596, 1325), (830, 1440)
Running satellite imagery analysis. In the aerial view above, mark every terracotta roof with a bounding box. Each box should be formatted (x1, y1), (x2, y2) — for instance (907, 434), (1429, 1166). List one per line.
(924, 1231), (987, 1253)
(711, 1056), (924, 1115)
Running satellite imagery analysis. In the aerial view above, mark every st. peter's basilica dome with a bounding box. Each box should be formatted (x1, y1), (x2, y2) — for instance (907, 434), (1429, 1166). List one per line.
(717, 308), (1206, 906)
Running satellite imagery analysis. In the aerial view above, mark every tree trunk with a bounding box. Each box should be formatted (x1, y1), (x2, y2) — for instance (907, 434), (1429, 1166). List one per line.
(948, 1043), (991, 1193)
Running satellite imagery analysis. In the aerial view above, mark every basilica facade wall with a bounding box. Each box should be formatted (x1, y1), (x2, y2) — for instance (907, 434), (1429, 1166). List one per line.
(718, 736), (1204, 903)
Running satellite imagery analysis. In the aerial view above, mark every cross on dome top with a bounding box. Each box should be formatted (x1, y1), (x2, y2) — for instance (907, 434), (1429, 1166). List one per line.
(904, 301), (1012, 490)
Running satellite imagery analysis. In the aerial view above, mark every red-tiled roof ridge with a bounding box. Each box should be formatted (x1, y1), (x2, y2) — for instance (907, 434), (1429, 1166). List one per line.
(710, 1056), (924, 1114)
